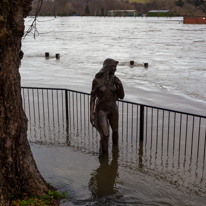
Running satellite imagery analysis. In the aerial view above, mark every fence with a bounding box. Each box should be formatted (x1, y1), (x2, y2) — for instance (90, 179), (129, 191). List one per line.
(21, 86), (206, 196)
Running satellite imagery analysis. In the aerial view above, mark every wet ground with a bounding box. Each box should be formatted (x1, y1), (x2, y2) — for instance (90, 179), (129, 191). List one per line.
(31, 143), (206, 206)
(21, 16), (206, 205)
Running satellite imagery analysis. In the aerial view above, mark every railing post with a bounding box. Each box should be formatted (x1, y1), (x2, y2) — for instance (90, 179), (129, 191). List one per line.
(65, 89), (69, 122)
(140, 105), (144, 142)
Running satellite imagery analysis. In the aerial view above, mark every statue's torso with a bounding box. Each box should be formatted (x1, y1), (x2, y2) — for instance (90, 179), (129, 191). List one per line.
(95, 77), (118, 112)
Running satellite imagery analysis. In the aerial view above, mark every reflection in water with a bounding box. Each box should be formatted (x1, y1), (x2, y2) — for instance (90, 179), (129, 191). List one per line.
(27, 113), (206, 197)
(139, 141), (143, 170)
(22, 87), (206, 201)
(89, 146), (119, 198)
(27, 115), (206, 205)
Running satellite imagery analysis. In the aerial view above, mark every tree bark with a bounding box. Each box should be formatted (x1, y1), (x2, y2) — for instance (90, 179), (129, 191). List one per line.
(0, 1), (54, 205)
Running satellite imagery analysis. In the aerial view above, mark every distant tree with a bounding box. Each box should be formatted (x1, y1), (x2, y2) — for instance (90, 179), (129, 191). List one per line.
(194, 0), (206, 12)
(72, 0), (85, 15)
(101, 0), (116, 15)
(101, 7), (104, 16)
(85, 4), (90, 14)
(195, 0), (204, 7)
(133, 3), (148, 14)
(175, 0), (185, 7)
(186, 0), (195, 3)
(65, 1), (76, 16)
(88, 0), (102, 16)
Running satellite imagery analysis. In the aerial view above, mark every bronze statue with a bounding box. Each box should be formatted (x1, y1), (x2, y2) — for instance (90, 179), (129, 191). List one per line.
(90, 58), (124, 155)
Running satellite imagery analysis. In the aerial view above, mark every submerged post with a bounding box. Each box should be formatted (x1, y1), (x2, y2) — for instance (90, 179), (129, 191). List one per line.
(56, 53), (60, 59)
(65, 90), (69, 122)
(140, 105), (144, 141)
(45, 52), (49, 59)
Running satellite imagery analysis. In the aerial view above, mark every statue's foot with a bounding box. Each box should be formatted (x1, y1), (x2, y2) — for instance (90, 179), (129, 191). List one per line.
(102, 145), (108, 154)
(112, 133), (119, 145)
(99, 138), (108, 154)
(99, 144), (109, 158)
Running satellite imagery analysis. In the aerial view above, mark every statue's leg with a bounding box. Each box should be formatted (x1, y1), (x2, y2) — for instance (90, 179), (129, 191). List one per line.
(108, 108), (119, 145)
(100, 137), (109, 154)
(96, 110), (110, 154)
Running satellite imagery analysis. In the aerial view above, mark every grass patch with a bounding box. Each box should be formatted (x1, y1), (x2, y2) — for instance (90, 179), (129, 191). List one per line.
(48, 190), (68, 201)
(10, 190), (69, 206)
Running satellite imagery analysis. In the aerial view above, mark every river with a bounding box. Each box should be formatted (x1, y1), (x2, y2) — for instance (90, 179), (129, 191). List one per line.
(21, 16), (206, 205)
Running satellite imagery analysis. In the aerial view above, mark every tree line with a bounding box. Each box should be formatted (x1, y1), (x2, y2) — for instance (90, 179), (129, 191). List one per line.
(30, 0), (206, 16)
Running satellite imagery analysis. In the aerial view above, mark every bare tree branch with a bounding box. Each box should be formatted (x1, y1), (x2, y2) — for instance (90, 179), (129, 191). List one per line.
(24, 0), (43, 39)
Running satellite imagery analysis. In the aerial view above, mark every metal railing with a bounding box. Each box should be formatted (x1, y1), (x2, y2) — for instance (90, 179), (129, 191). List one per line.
(21, 86), (206, 158)
(21, 86), (206, 195)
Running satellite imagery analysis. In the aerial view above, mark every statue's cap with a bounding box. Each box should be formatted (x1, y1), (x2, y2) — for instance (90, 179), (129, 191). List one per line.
(103, 58), (119, 67)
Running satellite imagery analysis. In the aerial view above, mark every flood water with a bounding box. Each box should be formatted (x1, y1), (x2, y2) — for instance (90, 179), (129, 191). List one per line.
(21, 17), (206, 205)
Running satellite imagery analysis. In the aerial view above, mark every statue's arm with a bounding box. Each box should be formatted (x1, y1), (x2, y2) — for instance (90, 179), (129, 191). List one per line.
(115, 76), (124, 99)
(90, 78), (98, 126)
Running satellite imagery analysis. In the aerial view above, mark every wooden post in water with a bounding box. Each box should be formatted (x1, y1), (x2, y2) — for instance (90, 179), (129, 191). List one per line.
(56, 53), (60, 59)
(45, 52), (49, 59)
(144, 63), (148, 67)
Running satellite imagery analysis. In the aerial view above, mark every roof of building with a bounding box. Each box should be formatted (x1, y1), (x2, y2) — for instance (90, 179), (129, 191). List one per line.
(148, 10), (170, 12)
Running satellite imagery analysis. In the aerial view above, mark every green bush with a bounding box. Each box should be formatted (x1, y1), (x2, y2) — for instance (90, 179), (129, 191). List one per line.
(147, 12), (169, 17)
(147, 12), (179, 17)
(172, 13), (179, 16)
(57, 13), (69, 16)
(43, 13), (51, 16)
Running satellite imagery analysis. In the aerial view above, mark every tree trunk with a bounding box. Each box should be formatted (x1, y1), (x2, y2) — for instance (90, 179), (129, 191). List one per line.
(0, 1), (55, 205)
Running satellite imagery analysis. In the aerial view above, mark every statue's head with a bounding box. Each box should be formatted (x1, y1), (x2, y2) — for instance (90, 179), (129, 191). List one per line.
(103, 58), (119, 67)
(96, 58), (119, 78)
(103, 58), (119, 75)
